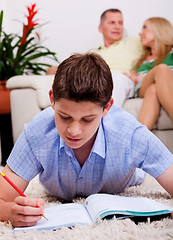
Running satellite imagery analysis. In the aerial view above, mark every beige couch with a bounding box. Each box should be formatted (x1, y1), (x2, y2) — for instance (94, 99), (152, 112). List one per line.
(7, 75), (173, 153)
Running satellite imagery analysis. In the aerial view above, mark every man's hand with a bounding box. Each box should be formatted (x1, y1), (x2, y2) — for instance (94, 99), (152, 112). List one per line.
(10, 196), (45, 227)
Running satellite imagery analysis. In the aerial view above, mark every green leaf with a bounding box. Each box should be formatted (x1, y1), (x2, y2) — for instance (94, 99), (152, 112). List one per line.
(0, 11), (3, 40)
(0, 7), (59, 80)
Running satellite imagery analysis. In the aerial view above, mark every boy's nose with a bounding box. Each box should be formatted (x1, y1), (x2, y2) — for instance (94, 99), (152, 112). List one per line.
(67, 122), (81, 136)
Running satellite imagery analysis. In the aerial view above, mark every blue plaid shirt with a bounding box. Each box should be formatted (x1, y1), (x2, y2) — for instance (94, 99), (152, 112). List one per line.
(7, 105), (173, 200)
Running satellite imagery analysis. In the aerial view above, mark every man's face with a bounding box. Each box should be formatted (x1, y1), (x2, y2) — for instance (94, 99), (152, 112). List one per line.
(99, 11), (124, 47)
(49, 91), (113, 151)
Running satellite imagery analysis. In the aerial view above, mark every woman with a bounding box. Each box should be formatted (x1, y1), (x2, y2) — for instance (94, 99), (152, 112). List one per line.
(131, 17), (173, 130)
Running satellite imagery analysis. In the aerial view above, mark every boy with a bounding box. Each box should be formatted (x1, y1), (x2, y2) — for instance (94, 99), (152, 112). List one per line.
(0, 53), (173, 227)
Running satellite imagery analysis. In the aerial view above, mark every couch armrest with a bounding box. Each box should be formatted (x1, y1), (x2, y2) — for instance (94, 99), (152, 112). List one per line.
(10, 89), (41, 143)
(7, 75), (54, 109)
(7, 75), (54, 143)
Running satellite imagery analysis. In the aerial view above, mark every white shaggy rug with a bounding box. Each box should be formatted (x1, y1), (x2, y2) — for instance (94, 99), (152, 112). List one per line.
(0, 165), (173, 240)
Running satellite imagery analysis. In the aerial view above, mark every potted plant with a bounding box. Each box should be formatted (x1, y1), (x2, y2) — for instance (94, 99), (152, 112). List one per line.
(0, 3), (59, 113)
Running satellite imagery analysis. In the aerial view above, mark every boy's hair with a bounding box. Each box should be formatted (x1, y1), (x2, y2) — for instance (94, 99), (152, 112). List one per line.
(100, 8), (122, 24)
(52, 53), (113, 108)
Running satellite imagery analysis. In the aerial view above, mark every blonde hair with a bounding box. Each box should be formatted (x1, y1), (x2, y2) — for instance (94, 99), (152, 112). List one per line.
(135, 17), (173, 71)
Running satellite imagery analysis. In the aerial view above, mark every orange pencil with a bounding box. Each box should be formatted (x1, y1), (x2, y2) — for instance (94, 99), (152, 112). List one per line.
(0, 172), (48, 220)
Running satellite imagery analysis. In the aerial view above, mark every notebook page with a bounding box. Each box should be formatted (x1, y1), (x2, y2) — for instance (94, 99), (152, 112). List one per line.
(14, 203), (92, 232)
(85, 194), (173, 222)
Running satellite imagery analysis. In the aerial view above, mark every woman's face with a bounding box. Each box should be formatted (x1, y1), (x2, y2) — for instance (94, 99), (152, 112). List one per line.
(139, 20), (155, 48)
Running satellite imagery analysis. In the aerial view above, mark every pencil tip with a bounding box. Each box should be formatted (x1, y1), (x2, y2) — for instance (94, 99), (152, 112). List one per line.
(42, 214), (48, 220)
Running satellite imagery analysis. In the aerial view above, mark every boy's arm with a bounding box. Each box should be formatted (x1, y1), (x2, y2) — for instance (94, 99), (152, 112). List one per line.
(156, 163), (173, 197)
(0, 165), (44, 227)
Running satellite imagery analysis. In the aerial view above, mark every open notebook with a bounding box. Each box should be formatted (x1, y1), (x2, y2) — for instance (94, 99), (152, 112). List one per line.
(13, 193), (173, 232)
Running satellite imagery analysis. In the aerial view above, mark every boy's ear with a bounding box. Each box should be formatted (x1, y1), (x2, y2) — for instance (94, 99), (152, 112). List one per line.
(103, 98), (114, 117)
(49, 89), (55, 109)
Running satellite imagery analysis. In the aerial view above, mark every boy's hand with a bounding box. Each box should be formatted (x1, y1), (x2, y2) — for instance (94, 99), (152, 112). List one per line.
(171, 212), (173, 219)
(10, 196), (45, 227)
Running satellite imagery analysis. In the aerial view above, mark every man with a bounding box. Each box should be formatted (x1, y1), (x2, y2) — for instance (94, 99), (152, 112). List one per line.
(95, 9), (142, 73)
(92, 9), (143, 106)
(47, 9), (143, 106)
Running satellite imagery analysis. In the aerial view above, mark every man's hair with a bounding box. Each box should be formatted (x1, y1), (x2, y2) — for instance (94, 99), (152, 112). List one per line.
(100, 8), (122, 24)
(135, 17), (173, 70)
(52, 53), (113, 108)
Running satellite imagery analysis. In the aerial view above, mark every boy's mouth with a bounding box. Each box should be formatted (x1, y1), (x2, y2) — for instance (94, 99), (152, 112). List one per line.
(66, 136), (81, 142)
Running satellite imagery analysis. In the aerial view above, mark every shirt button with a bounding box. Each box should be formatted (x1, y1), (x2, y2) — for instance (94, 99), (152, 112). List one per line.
(78, 192), (83, 195)
(79, 177), (83, 180)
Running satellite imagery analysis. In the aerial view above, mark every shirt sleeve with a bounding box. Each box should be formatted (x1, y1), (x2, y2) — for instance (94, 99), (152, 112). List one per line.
(130, 126), (173, 178)
(7, 126), (42, 182)
(128, 36), (143, 61)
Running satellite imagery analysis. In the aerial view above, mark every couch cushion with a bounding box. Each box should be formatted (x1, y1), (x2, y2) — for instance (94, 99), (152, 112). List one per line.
(123, 98), (173, 130)
(7, 75), (54, 109)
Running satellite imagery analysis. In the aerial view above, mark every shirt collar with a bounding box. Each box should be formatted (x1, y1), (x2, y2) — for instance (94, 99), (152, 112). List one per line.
(98, 40), (121, 50)
(91, 121), (105, 158)
(59, 137), (73, 157)
(59, 121), (106, 159)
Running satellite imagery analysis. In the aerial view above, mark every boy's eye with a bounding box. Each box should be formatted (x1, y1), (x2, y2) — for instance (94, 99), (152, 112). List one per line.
(60, 115), (71, 120)
(82, 118), (94, 123)
(59, 114), (94, 123)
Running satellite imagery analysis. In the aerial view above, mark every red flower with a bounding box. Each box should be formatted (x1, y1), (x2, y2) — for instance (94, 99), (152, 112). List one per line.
(20, 3), (39, 45)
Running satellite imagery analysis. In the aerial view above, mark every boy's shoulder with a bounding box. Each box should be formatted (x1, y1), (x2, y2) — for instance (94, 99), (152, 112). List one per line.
(103, 104), (142, 140)
(27, 106), (54, 126)
(24, 107), (58, 145)
(104, 104), (139, 123)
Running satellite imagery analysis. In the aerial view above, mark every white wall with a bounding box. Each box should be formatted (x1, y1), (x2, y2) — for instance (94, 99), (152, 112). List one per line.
(1, 0), (173, 64)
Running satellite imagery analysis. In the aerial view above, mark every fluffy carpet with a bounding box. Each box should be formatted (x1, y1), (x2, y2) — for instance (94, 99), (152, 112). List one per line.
(0, 165), (173, 240)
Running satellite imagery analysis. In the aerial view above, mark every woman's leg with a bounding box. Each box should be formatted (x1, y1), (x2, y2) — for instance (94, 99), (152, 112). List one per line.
(138, 84), (160, 130)
(153, 64), (173, 121)
(138, 64), (173, 128)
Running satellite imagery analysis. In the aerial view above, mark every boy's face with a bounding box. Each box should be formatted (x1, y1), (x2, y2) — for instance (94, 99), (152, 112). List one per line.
(49, 90), (113, 150)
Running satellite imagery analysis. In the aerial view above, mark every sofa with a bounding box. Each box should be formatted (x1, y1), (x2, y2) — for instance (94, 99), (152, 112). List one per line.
(6, 75), (173, 153)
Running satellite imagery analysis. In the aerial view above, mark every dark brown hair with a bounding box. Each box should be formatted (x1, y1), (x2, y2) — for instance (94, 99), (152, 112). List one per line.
(100, 9), (122, 24)
(52, 53), (113, 108)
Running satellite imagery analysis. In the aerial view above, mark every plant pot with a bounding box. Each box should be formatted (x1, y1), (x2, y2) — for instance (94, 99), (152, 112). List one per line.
(0, 80), (11, 114)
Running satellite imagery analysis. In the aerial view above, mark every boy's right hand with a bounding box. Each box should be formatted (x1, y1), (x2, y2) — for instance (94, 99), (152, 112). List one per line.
(9, 196), (45, 227)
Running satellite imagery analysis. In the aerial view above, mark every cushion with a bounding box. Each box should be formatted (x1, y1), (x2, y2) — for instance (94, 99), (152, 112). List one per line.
(123, 98), (173, 130)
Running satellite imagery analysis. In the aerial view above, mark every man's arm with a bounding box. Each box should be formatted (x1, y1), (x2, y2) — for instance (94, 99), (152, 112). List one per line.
(0, 165), (44, 227)
(156, 162), (173, 197)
